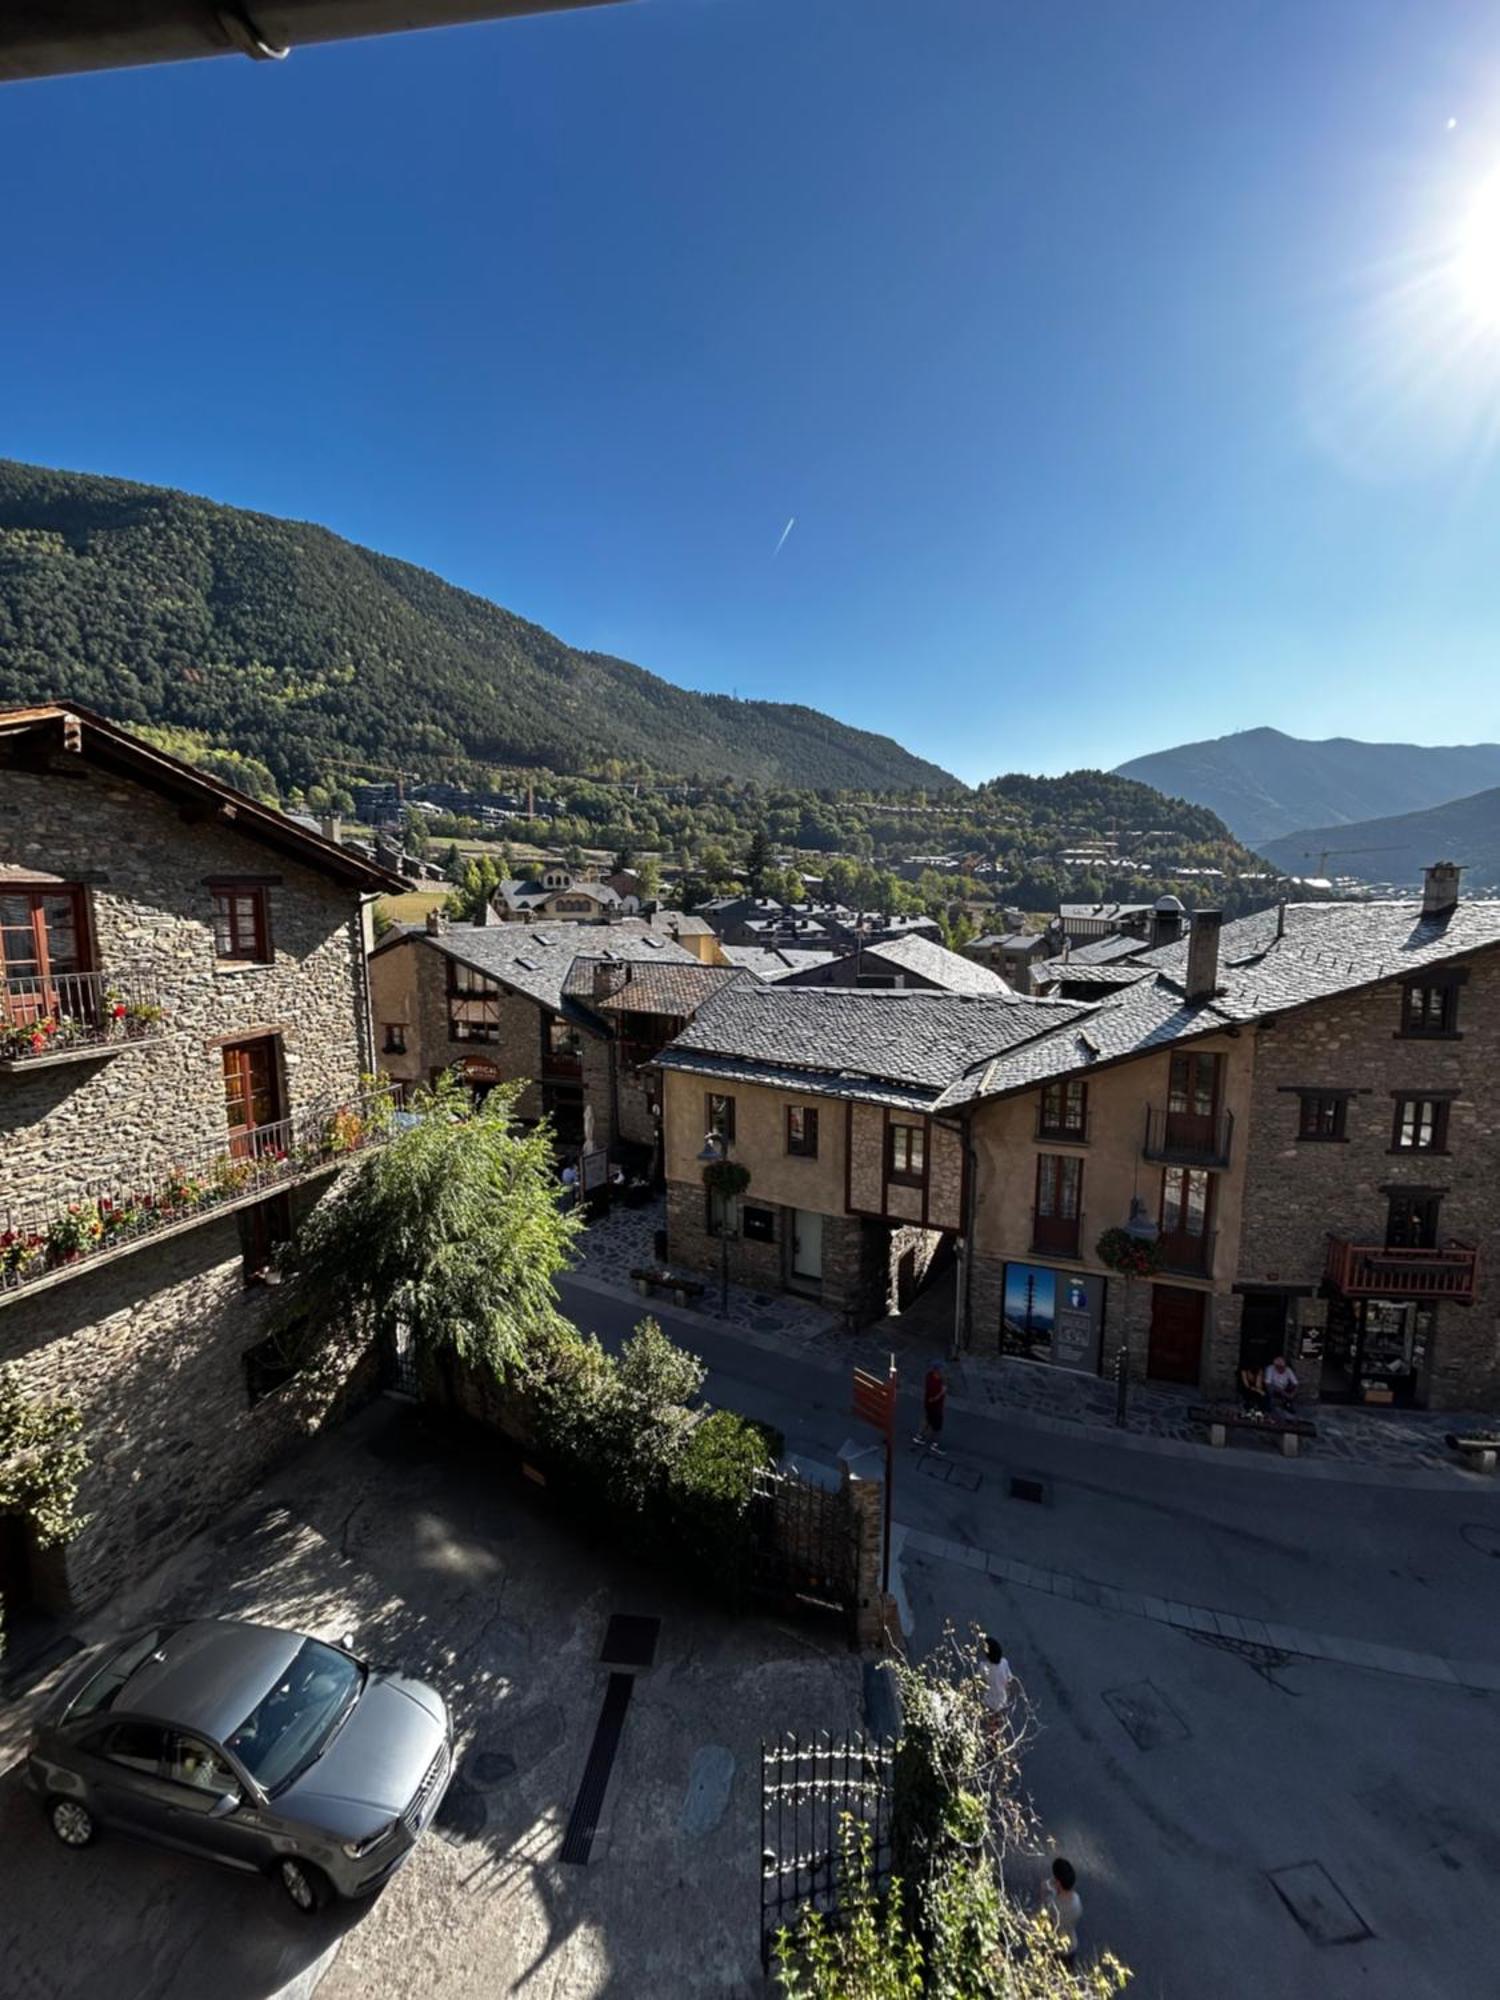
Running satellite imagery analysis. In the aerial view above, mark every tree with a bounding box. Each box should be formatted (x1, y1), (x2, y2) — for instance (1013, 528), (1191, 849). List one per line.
(445, 855), (503, 924)
(612, 846), (636, 876)
(0, 1366), (89, 1655)
(744, 825), (774, 894)
(637, 855), (662, 902)
(441, 842), (464, 884)
(402, 805), (432, 861)
(271, 1079), (579, 1381)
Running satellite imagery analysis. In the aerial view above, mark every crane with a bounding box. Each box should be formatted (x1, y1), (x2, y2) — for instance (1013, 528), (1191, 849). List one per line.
(1301, 845), (1402, 880)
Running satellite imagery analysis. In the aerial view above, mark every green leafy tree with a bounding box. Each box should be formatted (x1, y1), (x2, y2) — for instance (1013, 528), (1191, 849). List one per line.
(744, 825), (774, 893)
(271, 1079), (578, 1381)
(0, 1366), (89, 1655)
(402, 805), (432, 862)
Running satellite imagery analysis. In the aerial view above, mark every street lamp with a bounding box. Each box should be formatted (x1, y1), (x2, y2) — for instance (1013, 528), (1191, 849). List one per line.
(698, 1130), (732, 1311)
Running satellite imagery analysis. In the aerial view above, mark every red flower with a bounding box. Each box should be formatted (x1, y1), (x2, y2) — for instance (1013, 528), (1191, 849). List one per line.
(111, 1003), (127, 1021)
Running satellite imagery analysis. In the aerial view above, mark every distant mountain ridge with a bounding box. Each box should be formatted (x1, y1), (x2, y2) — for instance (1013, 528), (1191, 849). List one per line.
(1115, 727), (1500, 849)
(0, 459), (957, 794)
(1261, 787), (1500, 892)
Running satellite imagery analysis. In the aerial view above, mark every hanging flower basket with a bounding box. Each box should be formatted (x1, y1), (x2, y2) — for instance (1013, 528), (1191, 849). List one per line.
(1095, 1226), (1165, 1279)
(702, 1159), (751, 1200)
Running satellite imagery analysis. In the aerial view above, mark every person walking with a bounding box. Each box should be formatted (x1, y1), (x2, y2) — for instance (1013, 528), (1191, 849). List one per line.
(915, 1358), (947, 1453)
(1040, 1855), (1082, 1958)
(982, 1635), (1015, 1741)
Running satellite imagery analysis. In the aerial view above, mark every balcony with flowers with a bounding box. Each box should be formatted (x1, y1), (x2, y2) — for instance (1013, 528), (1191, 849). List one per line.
(0, 1084), (396, 1305)
(0, 970), (171, 1073)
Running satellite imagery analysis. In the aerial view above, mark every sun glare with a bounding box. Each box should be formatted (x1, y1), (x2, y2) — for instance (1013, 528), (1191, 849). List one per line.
(1454, 168), (1500, 329)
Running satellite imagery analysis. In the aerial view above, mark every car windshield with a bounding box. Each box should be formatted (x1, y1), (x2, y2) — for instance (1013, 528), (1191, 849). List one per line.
(225, 1640), (363, 1795)
(65, 1628), (171, 1721)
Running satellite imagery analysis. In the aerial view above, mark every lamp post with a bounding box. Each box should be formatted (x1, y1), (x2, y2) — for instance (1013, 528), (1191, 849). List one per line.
(698, 1130), (732, 1312)
(1115, 1195), (1158, 1425)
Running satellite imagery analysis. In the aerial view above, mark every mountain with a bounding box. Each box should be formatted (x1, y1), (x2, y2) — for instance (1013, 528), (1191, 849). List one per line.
(1261, 788), (1500, 892)
(1115, 727), (1500, 850)
(0, 460), (957, 794)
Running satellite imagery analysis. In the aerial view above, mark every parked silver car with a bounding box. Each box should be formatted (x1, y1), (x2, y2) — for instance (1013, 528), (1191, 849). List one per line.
(26, 1618), (452, 1912)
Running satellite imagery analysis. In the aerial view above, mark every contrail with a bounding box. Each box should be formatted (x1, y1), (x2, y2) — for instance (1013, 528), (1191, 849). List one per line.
(772, 515), (796, 558)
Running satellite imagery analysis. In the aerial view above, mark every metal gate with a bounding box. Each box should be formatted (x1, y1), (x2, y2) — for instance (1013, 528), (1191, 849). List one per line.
(760, 1730), (894, 1966)
(749, 1466), (861, 1619)
(383, 1321), (421, 1399)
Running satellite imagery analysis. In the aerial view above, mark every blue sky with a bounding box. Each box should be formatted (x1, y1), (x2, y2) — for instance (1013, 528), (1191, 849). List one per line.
(5, 0), (1500, 782)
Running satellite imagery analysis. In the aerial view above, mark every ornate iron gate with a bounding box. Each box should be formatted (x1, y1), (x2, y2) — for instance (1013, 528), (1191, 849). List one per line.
(383, 1321), (421, 1398)
(749, 1466), (861, 1618)
(760, 1730), (895, 1966)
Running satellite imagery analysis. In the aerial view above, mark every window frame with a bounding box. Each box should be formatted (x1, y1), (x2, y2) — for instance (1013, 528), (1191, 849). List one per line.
(786, 1104), (820, 1158)
(706, 1091), (736, 1143)
(1038, 1078), (1088, 1141)
(1400, 979), (1461, 1039)
(887, 1119), (927, 1187)
(1390, 1095), (1451, 1155)
(381, 1022), (408, 1055)
(1034, 1151), (1083, 1221)
(447, 960), (502, 1043)
(0, 883), (91, 986)
(221, 1036), (283, 1156)
(1297, 1092), (1349, 1142)
(209, 883), (272, 965)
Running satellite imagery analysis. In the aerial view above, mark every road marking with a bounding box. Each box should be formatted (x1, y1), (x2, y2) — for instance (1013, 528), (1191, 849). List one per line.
(901, 1524), (1498, 1693)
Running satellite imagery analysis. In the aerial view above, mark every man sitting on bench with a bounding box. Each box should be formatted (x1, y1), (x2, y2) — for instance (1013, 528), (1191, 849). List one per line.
(1263, 1354), (1299, 1418)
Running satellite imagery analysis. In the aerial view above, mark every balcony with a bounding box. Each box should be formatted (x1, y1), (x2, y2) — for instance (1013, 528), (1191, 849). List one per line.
(1157, 1227), (1216, 1279)
(1142, 1106), (1234, 1170)
(0, 1085), (396, 1307)
(1325, 1235), (1478, 1304)
(0, 970), (170, 1073)
(1030, 1210), (1084, 1260)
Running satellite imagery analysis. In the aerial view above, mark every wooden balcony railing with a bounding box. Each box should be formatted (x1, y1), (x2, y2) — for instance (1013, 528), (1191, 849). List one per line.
(1142, 1106), (1234, 1169)
(1157, 1228), (1217, 1278)
(1030, 1209), (1084, 1259)
(0, 1085), (396, 1303)
(0, 969), (170, 1071)
(1325, 1235), (1478, 1303)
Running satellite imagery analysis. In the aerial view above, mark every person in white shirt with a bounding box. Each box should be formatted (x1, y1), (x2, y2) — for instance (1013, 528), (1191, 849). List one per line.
(1263, 1354), (1299, 1416)
(982, 1635), (1015, 1737)
(1040, 1856), (1082, 1957)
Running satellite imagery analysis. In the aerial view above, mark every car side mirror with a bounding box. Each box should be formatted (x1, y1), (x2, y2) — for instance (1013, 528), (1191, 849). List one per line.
(209, 1791), (241, 1819)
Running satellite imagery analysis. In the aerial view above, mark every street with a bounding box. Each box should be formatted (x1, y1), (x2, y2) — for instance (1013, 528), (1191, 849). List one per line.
(563, 1273), (1500, 1998)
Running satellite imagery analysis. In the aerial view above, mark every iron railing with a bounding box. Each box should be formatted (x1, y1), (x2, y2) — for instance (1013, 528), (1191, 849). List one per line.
(1326, 1235), (1478, 1303)
(760, 1731), (895, 1967)
(1142, 1106), (1234, 1169)
(1157, 1227), (1217, 1278)
(1030, 1207), (1085, 1260)
(0, 1085), (396, 1297)
(0, 969), (169, 1068)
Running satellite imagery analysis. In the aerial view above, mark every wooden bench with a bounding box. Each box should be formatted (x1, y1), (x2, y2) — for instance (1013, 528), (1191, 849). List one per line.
(630, 1267), (708, 1309)
(1190, 1404), (1318, 1457)
(1445, 1433), (1500, 1473)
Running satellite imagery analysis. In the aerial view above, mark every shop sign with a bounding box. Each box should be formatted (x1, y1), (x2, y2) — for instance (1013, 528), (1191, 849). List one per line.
(1002, 1263), (1107, 1374)
(460, 1056), (502, 1084)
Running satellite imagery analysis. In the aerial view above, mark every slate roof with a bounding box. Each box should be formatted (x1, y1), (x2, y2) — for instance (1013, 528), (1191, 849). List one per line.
(1063, 933), (1154, 965)
(1040, 962), (1154, 989)
(859, 933), (1012, 995)
(657, 987), (1087, 1110)
(940, 896), (1500, 1107)
(1058, 902), (1152, 923)
(497, 876), (620, 911)
(560, 959), (748, 1017)
(719, 944), (842, 981)
(378, 920), (694, 1016)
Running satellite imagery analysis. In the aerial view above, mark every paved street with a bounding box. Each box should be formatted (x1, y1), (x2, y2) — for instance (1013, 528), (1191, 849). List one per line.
(564, 1272), (1500, 1998)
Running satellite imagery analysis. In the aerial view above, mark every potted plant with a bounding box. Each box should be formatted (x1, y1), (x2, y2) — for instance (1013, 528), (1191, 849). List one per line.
(1095, 1225), (1165, 1279)
(46, 1204), (104, 1266)
(0, 1229), (45, 1281)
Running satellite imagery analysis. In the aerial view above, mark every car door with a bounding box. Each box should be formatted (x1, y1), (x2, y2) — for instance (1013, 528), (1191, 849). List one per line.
(153, 1731), (270, 1872)
(79, 1718), (174, 1837)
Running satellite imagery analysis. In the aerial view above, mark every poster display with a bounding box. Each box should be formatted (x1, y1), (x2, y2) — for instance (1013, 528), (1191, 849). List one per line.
(1001, 1263), (1107, 1375)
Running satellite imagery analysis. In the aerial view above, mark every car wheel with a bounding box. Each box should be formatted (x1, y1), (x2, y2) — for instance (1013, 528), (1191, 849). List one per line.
(277, 1856), (332, 1914)
(48, 1797), (97, 1848)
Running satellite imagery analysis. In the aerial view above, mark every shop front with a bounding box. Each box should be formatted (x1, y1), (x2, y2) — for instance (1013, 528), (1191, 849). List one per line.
(1001, 1261), (1108, 1374)
(1319, 1297), (1434, 1408)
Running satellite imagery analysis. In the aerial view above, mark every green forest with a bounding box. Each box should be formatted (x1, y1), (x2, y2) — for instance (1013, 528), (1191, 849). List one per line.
(0, 459), (955, 793)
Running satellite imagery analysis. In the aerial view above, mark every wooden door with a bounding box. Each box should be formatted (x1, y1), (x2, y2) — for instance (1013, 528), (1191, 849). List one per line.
(1166, 1050), (1220, 1154)
(1147, 1284), (1205, 1384)
(1159, 1166), (1212, 1274)
(222, 1038), (282, 1157)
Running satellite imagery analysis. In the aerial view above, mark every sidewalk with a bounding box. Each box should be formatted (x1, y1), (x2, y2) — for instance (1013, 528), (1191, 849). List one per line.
(571, 1201), (1492, 1481)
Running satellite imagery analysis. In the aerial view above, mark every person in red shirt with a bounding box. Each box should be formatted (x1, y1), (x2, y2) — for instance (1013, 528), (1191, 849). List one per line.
(916, 1359), (947, 1453)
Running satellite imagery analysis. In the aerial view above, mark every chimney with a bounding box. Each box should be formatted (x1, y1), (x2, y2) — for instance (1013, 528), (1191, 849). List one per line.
(1422, 860), (1461, 919)
(1186, 909), (1223, 1002)
(320, 814), (342, 846)
(1149, 896), (1185, 949)
(425, 909), (446, 937)
(592, 959), (630, 1001)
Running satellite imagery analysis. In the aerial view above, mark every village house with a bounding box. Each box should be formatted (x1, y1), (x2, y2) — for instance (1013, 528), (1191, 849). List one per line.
(0, 704), (403, 1631)
(493, 863), (636, 922)
(659, 869), (1500, 1412)
(367, 915), (720, 1158)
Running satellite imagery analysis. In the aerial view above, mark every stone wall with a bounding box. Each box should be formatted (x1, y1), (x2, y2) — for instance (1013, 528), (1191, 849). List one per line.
(0, 1192), (370, 1613)
(368, 936), (550, 1120)
(2, 768), (370, 1212)
(1238, 956), (1500, 1409)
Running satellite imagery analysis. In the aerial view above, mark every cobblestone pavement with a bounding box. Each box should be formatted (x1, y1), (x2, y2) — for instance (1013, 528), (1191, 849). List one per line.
(570, 1200), (1490, 1478)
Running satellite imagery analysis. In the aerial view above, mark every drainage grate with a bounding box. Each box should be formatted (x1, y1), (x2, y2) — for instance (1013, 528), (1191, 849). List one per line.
(601, 1614), (661, 1667)
(560, 1673), (635, 1865)
(1009, 1476), (1046, 1505)
(1268, 1862), (1372, 1945)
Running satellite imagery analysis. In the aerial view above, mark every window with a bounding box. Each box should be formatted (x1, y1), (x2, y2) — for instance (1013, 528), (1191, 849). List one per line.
(0, 886), (88, 990)
(1298, 1093), (1348, 1141)
(448, 962), (501, 1043)
(706, 1187), (739, 1238)
(888, 1120), (927, 1185)
(1386, 1190), (1442, 1250)
(239, 1193), (292, 1282)
(1168, 1049), (1220, 1118)
(786, 1105), (820, 1157)
(382, 1023), (407, 1055)
(1392, 1096), (1450, 1153)
(706, 1092), (736, 1142)
(1161, 1166), (1211, 1238)
(102, 1720), (169, 1776)
(545, 1015), (582, 1069)
(1402, 982), (1460, 1037)
(221, 1038), (281, 1155)
(210, 885), (271, 964)
(163, 1733), (239, 1796)
(1032, 1153), (1083, 1255)
(64, 1629), (167, 1721)
(244, 1321), (307, 1404)
(742, 1204), (776, 1242)
(1038, 1079), (1087, 1139)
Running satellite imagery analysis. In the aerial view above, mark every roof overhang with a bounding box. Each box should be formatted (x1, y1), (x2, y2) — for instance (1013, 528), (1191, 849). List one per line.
(0, 704), (406, 893)
(1, 1), (629, 83)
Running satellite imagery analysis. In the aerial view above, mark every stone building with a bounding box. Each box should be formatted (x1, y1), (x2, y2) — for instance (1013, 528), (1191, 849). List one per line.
(0, 704), (402, 1630)
(367, 916), (717, 1155)
(656, 986), (1079, 1325)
